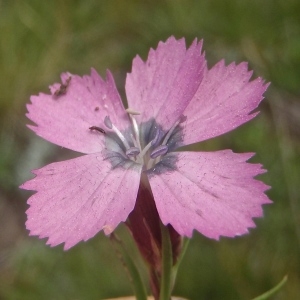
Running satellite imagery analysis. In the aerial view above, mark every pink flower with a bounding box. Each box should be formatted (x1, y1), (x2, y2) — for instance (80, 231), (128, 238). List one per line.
(20, 36), (271, 250)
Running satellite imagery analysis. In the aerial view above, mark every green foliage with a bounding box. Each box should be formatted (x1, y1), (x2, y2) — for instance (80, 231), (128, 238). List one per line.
(0, 0), (300, 299)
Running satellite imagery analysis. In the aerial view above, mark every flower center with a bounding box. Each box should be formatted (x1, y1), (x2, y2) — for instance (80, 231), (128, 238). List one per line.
(103, 109), (185, 171)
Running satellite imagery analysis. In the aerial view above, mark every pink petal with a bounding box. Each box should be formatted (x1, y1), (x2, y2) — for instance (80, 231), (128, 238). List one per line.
(125, 36), (206, 131)
(27, 69), (129, 154)
(148, 150), (271, 239)
(20, 153), (142, 250)
(182, 61), (269, 145)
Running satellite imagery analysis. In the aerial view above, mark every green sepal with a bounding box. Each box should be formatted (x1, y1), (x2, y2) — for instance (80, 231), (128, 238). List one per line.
(110, 233), (148, 300)
(159, 222), (173, 300)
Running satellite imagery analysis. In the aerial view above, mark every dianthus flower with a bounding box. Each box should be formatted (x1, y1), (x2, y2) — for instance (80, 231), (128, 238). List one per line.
(21, 36), (271, 250)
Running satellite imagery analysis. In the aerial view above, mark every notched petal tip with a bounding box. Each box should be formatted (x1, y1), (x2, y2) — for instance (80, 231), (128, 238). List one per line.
(105, 69), (115, 82)
(19, 172), (39, 191)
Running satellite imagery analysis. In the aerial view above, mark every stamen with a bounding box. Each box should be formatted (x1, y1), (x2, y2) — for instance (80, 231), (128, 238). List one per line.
(104, 116), (113, 129)
(89, 126), (106, 134)
(139, 140), (154, 158)
(126, 108), (141, 115)
(103, 113), (183, 168)
(130, 133), (139, 148)
(104, 116), (130, 150)
(126, 147), (140, 157)
(129, 115), (141, 150)
(151, 127), (163, 147)
(150, 145), (168, 159)
(161, 115), (186, 146)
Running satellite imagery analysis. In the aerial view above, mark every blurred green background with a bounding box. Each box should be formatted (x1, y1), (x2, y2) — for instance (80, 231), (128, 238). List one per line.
(0, 0), (300, 299)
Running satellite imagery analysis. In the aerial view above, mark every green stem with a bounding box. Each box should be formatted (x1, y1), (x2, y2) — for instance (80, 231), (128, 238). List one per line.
(251, 275), (288, 300)
(110, 233), (148, 300)
(159, 223), (173, 300)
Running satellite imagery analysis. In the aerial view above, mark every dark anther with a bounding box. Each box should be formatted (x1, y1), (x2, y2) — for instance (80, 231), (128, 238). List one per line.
(89, 126), (106, 134)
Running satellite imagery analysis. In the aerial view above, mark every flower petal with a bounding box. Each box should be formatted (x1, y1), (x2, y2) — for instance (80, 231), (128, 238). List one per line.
(182, 61), (269, 145)
(125, 36), (206, 131)
(148, 150), (271, 239)
(27, 69), (129, 154)
(20, 153), (142, 250)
